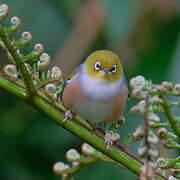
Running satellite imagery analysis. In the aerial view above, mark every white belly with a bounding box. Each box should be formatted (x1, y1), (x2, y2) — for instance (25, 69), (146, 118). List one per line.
(75, 99), (112, 124)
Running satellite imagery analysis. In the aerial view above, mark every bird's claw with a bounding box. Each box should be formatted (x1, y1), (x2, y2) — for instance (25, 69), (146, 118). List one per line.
(104, 132), (114, 150)
(63, 110), (73, 122)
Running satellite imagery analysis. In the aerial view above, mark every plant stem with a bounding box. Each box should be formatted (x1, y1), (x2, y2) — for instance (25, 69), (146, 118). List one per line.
(0, 27), (35, 97)
(0, 74), (142, 175)
(161, 95), (180, 139)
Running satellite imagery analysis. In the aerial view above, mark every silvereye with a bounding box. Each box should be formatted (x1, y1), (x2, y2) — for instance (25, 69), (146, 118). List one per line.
(62, 50), (128, 146)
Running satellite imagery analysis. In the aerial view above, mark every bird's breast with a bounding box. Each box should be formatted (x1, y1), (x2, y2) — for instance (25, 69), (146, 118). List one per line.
(75, 99), (112, 124)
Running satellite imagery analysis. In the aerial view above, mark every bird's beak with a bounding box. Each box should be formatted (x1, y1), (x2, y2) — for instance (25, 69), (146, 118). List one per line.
(103, 68), (111, 75)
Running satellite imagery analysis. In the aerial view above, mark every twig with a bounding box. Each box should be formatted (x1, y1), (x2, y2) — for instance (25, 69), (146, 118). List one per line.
(160, 95), (180, 139)
(144, 90), (152, 161)
(0, 27), (35, 97)
(0, 74), (142, 175)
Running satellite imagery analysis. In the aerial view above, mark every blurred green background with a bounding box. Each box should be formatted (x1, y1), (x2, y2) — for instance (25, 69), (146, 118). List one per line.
(0, 0), (180, 179)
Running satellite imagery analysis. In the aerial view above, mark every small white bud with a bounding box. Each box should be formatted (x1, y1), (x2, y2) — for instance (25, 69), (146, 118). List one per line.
(147, 133), (158, 144)
(148, 112), (160, 123)
(131, 88), (147, 99)
(157, 128), (167, 137)
(148, 148), (158, 158)
(174, 84), (180, 95)
(154, 85), (167, 94)
(53, 162), (70, 175)
(34, 43), (44, 54)
(157, 157), (166, 166)
(0, 4), (9, 22)
(138, 144), (147, 156)
(66, 149), (80, 162)
(129, 76), (145, 89)
(133, 126), (144, 138)
(31, 72), (39, 80)
(51, 66), (62, 80)
(130, 100), (145, 115)
(44, 83), (56, 95)
(37, 53), (51, 70)
(162, 81), (173, 90)
(10, 16), (21, 31)
(21, 31), (32, 46)
(81, 143), (95, 156)
(44, 83), (57, 99)
(149, 96), (164, 105)
(3, 64), (18, 78)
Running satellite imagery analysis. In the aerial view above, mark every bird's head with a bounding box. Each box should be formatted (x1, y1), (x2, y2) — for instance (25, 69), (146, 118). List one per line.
(85, 50), (123, 83)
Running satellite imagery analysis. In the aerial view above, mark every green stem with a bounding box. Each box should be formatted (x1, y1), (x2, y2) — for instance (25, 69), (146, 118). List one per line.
(161, 95), (180, 139)
(0, 74), (142, 175)
(0, 27), (35, 97)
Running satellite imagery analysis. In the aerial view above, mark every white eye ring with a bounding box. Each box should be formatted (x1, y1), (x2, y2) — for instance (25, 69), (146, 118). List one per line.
(111, 65), (117, 73)
(94, 61), (101, 71)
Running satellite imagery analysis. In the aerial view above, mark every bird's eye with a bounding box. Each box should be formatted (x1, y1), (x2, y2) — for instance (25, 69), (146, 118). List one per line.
(111, 65), (117, 73)
(94, 61), (101, 71)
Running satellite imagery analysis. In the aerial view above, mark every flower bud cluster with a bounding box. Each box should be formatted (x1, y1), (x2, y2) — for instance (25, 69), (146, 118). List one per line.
(53, 143), (113, 179)
(0, 4), (63, 101)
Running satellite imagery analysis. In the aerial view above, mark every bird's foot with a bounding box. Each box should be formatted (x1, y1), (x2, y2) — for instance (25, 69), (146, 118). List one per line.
(104, 131), (120, 150)
(63, 110), (73, 122)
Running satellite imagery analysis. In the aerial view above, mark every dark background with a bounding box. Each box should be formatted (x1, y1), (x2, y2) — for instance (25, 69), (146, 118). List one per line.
(0, 0), (180, 179)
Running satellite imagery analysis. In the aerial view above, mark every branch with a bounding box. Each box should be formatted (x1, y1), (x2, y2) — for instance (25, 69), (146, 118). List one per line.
(0, 74), (142, 175)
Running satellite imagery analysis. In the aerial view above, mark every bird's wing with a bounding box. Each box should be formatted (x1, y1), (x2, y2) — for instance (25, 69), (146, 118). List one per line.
(65, 63), (84, 83)
(60, 63), (84, 100)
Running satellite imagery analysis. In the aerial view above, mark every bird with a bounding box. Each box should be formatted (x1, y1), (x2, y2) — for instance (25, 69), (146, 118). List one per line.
(61, 50), (128, 147)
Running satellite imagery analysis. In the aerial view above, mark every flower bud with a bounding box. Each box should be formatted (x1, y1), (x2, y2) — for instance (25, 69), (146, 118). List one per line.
(53, 162), (70, 175)
(44, 83), (56, 95)
(10, 16), (21, 32)
(133, 126), (144, 138)
(21, 31), (32, 46)
(148, 148), (158, 158)
(130, 100), (145, 115)
(140, 163), (156, 180)
(34, 43), (44, 55)
(129, 76), (145, 89)
(157, 157), (167, 167)
(66, 149), (80, 162)
(154, 85), (167, 94)
(157, 127), (167, 138)
(147, 133), (158, 144)
(148, 112), (160, 123)
(162, 81), (173, 91)
(138, 144), (147, 157)
(31, 72), (39, 80)
(131, 88), (147, 99)
(3, 64), (18, 78)
(51, 66), (62, 80)
(174, 84), (180, 95)
(81, 143), (95, 156)
(149, 96), (164, 105)
(0, 4), (9, 22)
(37, 53), (50, 70)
